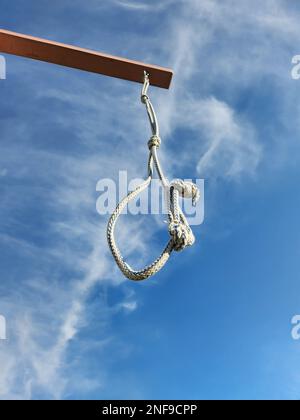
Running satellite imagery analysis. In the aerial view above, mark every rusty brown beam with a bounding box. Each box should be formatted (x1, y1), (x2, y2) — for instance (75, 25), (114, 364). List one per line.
(0, 29), (173, 89)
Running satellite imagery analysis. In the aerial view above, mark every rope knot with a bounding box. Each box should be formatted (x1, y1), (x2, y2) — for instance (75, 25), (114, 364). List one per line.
(148, 135), (161, 150)
(169, 221), (195, 252)
(141, 94), (149, 104)
(170, 179), (200, 206)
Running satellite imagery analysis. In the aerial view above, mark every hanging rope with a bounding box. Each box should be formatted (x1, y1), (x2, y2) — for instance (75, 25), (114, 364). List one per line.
(106, 72), (199, 281)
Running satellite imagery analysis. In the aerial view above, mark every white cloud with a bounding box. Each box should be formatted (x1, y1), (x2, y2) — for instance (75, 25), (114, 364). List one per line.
(183, 97), (262, 179)
(0, 81), (146, 399)
(121, 301), (138, 312)
(1, 0), (300, 400)
(113, 0), (178, 12)
(155, 0), (300, 180)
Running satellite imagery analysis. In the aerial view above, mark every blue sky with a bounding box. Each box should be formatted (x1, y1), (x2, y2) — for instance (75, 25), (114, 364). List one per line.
(0, 0), (300, 400)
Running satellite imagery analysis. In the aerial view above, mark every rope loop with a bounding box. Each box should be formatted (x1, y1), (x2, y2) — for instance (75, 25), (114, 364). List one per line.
(106, 71), (198, 281)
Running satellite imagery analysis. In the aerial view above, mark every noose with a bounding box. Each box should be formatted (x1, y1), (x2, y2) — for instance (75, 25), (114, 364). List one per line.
(106, 72), (199, 281)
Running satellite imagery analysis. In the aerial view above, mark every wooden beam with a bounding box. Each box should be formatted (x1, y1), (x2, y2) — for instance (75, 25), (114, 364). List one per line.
(0, 29), (173, 89)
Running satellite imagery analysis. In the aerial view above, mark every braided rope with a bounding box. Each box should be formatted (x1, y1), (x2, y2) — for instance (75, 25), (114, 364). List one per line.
(106, 72), (199, 281)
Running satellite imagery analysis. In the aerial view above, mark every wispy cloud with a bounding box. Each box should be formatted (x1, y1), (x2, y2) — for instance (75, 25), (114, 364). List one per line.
(156, 0), (300, 180)
(188, 97), (261, 179)
(1, 0), (300, 400)
(113, 0), (178, 12)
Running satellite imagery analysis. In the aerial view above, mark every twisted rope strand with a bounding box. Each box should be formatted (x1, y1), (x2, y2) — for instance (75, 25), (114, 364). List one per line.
(106, 72), (199, 281)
